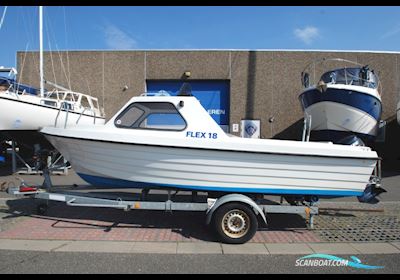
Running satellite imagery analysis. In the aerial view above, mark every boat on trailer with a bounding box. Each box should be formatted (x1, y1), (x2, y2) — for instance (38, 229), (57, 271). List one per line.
(41, 93), (385, 203)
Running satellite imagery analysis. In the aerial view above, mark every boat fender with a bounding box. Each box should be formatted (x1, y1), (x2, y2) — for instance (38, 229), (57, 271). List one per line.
(205, 193), (267, 226)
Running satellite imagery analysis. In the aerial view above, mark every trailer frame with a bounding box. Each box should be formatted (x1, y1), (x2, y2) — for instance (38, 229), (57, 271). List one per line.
(6, 167), (319, 244)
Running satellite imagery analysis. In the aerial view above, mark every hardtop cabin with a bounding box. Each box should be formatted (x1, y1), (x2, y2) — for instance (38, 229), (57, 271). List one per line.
(109, 94), (227, 138)
(319, 66), (379, 89)
(300, 58), (381, 92)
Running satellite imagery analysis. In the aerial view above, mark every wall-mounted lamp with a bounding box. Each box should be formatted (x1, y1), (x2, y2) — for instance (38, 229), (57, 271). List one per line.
(183, 71), (191, 78)
(122, 85), (129, 91)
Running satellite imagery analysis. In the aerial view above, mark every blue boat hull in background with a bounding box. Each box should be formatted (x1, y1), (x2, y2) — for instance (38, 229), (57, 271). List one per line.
(299, 87), (382, 143)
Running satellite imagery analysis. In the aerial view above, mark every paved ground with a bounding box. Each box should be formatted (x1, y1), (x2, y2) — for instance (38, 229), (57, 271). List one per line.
(1, 239), (400, 255)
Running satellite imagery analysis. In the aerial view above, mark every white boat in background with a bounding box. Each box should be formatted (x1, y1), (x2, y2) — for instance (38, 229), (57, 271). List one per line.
(299, 58), (382, 144)
(41, 92), (385, 203)
(0, 75), (105, 144)
(0, 6), (105, 147)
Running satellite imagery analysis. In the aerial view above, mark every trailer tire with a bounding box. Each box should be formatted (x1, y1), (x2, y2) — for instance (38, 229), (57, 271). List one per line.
(213, 202), (258, 244)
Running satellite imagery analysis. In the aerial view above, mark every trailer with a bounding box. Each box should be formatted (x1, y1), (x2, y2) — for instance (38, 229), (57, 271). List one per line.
(6, 168), (319, 244)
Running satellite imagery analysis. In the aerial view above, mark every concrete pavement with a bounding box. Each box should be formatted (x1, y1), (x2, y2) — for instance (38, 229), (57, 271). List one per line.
(1, 166), (400, 258)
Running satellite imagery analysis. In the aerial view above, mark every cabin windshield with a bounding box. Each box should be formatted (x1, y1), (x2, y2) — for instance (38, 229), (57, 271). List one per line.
(320, 67), (378, 89)
(115, 102), (186, 131)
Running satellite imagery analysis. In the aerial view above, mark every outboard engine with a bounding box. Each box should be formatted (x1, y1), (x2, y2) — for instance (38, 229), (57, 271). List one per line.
(336, 135), (365, 146)
(336, 134), (387, 203)
(358, 185), (387, 204)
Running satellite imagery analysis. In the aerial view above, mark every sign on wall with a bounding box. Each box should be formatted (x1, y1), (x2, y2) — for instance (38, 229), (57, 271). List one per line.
(241, 119), (260, 138)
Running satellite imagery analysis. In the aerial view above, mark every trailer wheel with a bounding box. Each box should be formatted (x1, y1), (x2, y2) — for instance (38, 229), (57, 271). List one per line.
(37, 203), (48, 215)
(213, 202), (258, 244)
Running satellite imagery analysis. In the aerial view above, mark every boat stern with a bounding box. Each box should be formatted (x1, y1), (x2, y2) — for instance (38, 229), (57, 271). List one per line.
(357, 158), (386, 204)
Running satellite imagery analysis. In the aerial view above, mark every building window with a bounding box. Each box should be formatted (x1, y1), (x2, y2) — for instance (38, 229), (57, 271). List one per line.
(115, 102), (186, 131)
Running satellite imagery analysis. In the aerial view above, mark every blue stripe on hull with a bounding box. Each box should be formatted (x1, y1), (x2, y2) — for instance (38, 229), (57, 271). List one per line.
(77, 173), (364, 197)
(299, 87), (382, 120)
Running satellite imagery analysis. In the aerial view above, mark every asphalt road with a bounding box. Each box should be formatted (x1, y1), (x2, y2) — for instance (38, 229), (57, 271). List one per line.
(0, 250), (398, 274)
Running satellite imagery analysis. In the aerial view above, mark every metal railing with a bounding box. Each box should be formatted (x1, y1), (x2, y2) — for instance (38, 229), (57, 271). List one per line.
(302, 114), (312, 142)
(76, 108), (97, 125)
(300, 58), (382, 94)
(76, 107), (88, 124)
(55, 104), (98, 128)
(54, 103), (70, 128)
(371, 158), (382, 188)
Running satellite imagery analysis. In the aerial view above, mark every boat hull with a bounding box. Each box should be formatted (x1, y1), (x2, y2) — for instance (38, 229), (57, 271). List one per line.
(0, 95), (105, 132)
(44, 134), (377, 197)
(299, 86), (382, 142)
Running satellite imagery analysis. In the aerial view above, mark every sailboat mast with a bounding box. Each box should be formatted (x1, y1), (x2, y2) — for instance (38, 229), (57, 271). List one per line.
(39, 6), (44, 97)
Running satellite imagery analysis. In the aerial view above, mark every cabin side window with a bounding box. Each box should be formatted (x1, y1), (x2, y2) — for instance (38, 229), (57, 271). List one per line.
(80, 96), (91, 109)
(92, 99), (100, 110)
(40, 100), (58, 107)
(114, 102), (186, 131)
(115, 105), (144, 128)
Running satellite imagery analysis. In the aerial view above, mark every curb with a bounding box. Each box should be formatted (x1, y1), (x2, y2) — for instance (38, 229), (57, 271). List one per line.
(0, 239), (400, 255)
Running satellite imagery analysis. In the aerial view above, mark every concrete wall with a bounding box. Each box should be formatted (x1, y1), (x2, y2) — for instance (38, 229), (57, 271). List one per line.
(17, 50), (400, 163)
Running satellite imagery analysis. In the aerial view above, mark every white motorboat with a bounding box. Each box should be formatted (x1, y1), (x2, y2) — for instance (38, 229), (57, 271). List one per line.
(299, 58), (382, 144)
(41, 93), (384, 202)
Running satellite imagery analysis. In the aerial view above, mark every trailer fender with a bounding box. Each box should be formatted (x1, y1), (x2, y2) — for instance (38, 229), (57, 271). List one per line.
(205, 193), (267, 226)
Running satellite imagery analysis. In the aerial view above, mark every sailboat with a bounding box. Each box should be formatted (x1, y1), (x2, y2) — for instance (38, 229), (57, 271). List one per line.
(0, 6), (105, 148)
